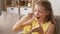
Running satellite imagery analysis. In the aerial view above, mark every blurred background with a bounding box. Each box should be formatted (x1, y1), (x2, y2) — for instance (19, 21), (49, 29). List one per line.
(0, 0), (60, 34)
(0, 0), (60, 16)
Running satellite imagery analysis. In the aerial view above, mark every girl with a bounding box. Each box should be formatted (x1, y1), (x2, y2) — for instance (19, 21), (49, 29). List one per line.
(12, 0), (56, 34)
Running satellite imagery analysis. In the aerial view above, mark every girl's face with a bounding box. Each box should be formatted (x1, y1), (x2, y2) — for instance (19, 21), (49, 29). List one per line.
(34, 5), (49, 20)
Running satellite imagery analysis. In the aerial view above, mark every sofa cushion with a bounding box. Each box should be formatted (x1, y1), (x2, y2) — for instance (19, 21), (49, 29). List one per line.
(0, 11), (19, 34)
(54, 16), (60, 34)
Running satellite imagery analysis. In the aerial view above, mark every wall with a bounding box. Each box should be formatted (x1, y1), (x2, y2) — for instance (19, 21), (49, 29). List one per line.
(49, 0), (60, 16)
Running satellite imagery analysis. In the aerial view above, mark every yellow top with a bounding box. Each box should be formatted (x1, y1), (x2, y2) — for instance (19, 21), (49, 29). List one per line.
(23, 18), (51, 34)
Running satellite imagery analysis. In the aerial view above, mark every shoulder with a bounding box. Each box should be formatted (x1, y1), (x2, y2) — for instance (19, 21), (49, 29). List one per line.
(49, 23), (55, 29)
(46, 23), (55, 34)
(47, 23), (55, 32)
(48, 21), (55, 29)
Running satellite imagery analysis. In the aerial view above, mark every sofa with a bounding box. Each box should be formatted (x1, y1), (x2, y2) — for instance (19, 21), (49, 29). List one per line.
(0, 11), (19, 34)
(54, 16), (60, 34)
(0, 11), (60, 34)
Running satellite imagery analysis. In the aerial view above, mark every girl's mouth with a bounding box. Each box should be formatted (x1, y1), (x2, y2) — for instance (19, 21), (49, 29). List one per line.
(37, 17), (40, 19)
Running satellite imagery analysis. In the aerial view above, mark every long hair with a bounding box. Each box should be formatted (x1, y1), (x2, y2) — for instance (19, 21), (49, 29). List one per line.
(35, 0), (56, 33)
(36, 0), (56, 24)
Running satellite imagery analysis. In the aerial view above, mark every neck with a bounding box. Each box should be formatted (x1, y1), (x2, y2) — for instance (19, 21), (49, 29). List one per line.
(37, 18), (47, 25)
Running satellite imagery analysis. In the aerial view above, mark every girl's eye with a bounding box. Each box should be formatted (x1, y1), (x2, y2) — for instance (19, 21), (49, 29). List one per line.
(34, 10), (37, 12)
(34, 10), (37, 14)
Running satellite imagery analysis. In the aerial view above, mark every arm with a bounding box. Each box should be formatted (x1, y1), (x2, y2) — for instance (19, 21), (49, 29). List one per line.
(12, 19), (33, 32)
(46, 24), (55, 34)
(12, 13), (33, 32)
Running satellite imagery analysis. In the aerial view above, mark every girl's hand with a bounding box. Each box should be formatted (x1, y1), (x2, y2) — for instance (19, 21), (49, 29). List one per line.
(32, 26), (44, 34)
(39, 26), (44, 34)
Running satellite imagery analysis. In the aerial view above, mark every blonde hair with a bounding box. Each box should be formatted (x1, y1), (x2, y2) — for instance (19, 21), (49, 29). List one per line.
(36, 0), (56, 24)
(36, 0), (56, 33)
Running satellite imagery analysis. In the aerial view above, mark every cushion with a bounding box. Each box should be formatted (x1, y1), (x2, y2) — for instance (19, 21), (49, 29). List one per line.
(54, 16), (60, 34)
(0, 11), (19, 34)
